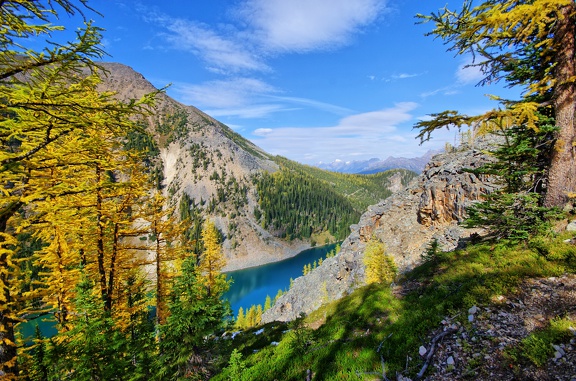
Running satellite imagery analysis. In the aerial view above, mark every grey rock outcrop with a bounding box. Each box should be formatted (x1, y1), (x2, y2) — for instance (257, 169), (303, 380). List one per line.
(262, 137), (502, 323)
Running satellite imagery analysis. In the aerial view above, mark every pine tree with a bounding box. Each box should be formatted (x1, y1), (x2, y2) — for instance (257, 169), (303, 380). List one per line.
(28, 325), (48, 381)
(157, 255), (230, 379)
(415, 0), (576, 208)
(46, 275), (130, 379)
(464, 119), (561, 240)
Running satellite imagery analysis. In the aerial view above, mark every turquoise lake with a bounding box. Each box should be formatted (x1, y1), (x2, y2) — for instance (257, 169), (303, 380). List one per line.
(224, 243), (337, 315)
(19, 243), (337, 339)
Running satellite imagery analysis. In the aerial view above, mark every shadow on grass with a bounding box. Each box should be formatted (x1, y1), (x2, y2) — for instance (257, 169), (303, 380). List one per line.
(214, 236), (576, 380)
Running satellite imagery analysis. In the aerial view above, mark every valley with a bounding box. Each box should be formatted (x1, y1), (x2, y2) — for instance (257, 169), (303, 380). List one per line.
(98, 62), (416, 271)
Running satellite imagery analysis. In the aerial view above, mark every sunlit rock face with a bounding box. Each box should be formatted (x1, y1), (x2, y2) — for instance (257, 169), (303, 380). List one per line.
(262, 135), (502, 323)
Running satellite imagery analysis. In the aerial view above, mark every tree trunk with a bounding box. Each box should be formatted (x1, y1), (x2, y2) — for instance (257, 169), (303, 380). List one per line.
(544, 3), (576, 207)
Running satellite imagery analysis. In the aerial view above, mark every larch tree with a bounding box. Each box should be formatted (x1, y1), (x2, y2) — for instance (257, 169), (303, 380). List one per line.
(415, 0), (576, 207)
(0, 1), (155, 375)
(199, 220), (227, 296)
(142, 191), (186, 326)
(363, 238), (396, 285)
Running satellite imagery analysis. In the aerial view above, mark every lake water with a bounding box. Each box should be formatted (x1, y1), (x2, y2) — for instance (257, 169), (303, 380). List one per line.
(224, 243), (337, 316)
(18, 243), (337, 339)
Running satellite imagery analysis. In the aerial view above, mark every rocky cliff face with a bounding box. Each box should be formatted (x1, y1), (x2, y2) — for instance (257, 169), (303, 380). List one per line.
(262, 137), (502, 323)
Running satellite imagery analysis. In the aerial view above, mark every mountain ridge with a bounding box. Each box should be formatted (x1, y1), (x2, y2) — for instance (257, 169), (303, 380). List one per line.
(97, 62), (415, 271)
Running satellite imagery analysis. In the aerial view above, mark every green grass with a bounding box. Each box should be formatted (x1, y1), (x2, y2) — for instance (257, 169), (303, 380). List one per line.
(212, 232), (576, 380)
(506, 316), (575, 367)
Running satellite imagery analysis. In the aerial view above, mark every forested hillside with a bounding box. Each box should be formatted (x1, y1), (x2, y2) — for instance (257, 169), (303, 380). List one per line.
(274, 156), (417, 212)
(253, 158), (417, 242)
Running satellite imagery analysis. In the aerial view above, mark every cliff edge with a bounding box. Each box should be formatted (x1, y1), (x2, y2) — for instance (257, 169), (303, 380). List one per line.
(262, 136), (501, 323)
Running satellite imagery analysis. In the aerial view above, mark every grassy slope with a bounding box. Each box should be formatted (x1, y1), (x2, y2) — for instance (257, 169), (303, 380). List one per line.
(212, 232), (576, 380)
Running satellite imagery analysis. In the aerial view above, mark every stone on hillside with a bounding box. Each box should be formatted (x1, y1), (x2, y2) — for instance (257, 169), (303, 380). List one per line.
(419, 345), (427, 356)
(567, 220), (576, 231)
(262, 136), (502, 323)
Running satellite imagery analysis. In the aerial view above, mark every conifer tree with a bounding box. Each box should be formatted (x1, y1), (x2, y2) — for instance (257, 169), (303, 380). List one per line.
(236, 307), (246, 329)
(46, 275), (130, 379)
(199, 220), (227, 296)
(263, 295), (272, 312)
(246, 305), (257, 328)
(415, 0), (576, 208)
(157, 254), (230, 379)
(363, 238), (397, 284)
(256, 304), (263, 326)
(142, 192), (186, 326)
(0, 1), (155, 373)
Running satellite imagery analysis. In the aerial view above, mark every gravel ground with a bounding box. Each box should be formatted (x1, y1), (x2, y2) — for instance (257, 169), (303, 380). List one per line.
(415, 274), (576, 381)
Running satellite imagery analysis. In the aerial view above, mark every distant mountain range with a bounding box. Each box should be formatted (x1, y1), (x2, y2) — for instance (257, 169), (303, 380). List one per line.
(316, 150), (440, 174)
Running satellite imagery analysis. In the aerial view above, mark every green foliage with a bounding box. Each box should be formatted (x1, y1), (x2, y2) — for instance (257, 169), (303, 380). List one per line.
(466, 192), (561, 241)
(287, 313), (314, 355)
(46, 277), (130, 380)
(464, 122), (562, 241)
(507, 317), (575, 367)
(212, 232), (575, 380)
(255, 157), (416, 241)
(28, 325), (48, 381)
(156, 254), (231, 379)
(273, 156), (417, 212)
(225, 349), (246, 381)
(422, 238), (441, 264)
(155, 111), (190, 145)
(254, 167), (360, 240)
(179, 193), (205, 255)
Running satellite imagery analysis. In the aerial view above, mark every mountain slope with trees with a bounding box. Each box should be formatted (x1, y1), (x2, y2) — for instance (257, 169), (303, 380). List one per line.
(97, 62), (414, 270)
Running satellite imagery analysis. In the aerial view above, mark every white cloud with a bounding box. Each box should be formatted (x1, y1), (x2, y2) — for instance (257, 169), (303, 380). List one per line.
(172, 77), (277, 108)
(237, 0), (387, 52)
(143, 0), (388, 74)
(392, 72), (423, 80)
(265, 96), (352, 115)
(159, 19), (269, 73)
(248, 102), (438, 164)
(206, 105), (289, 119)
(456, 59), (484, 85)
(253, 128), (273, 136)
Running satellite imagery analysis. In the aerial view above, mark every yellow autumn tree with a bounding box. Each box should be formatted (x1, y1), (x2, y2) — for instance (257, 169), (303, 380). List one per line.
(0, 2), (156, 374)
(363, 237), (397, 285)
(198, 220), (227, 296)
(141, 192), (186, 325)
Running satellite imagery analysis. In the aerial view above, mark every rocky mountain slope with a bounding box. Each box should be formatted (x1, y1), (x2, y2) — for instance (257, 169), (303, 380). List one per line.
(263, 137), (501, 323)
(98, 63), (410, 271)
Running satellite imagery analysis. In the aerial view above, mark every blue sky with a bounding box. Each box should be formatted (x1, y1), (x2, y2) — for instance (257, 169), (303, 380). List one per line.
(58, 0), (520, 165)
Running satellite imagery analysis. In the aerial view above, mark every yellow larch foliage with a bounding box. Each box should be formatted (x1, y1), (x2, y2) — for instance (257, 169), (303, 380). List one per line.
(363, 238), (397, 285)
(199, 220), (227, 296)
